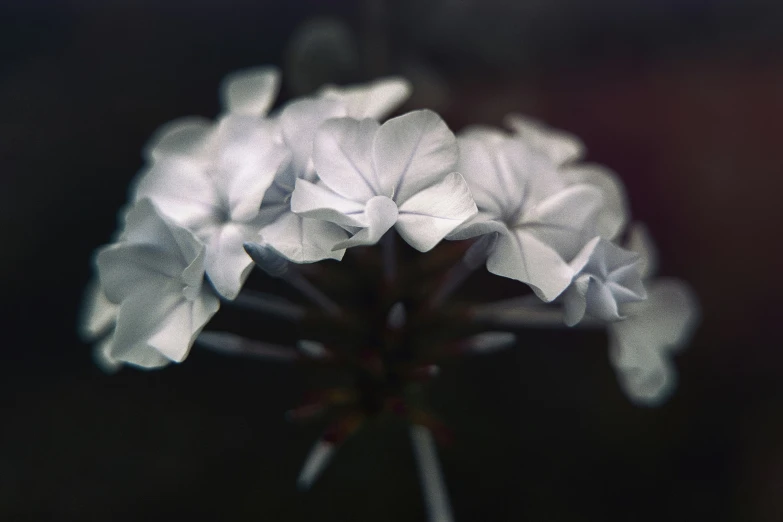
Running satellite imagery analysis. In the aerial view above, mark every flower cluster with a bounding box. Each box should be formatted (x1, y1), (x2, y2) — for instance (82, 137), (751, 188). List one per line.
(81, 65), (699, 520)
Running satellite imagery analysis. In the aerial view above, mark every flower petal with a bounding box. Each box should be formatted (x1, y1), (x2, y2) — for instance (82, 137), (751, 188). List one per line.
(333, 196), (398, 249)
(147, 289), (220, 362)
(204, 223), (256, 300)
(455, 132), (510, 217)
(562, 275), (590, 327)
(290, 178), (368, 227)
(219, 66), (280, 116)
(503, 113), (585, 165)
(280, 98), (347, 172)
(98, 199), (206, 303)
(522, 184), (604, 262)
(372, 109), (458, 203)
(97, 243), (182, 303)
(487, 228), (575, 301)
(609, 278), (700, 405)
(561, 164), (628, 240)
(318, 77), (412, 119)
(312, 117), (382, 201)
(626, 223), (658, 279)
(132, 158), (219, 229)
(109, 286), (182, 368)
(584, 279), (623, 322)
(143, 117), (213, 162)
(446, 212), (507, 241)
(80, 278), (119, 340)
(261, 213), (347, 263)
(396, 172), (477, 252)
(213, 117), (291, 222)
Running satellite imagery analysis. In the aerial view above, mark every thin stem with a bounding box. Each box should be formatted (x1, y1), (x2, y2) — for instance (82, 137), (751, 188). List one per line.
(196, 331), (301, 362)
(244, 242), (343, 317)
(470, 296), (603, 329)
(287, 271), (343, 317)
(227, 290), (306, 321)
(409, 425), (454, 522)
(429, 234), (494, 308)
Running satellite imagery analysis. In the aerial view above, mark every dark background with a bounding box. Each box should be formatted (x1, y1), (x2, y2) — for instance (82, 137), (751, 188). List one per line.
(2, 1), (783, 521)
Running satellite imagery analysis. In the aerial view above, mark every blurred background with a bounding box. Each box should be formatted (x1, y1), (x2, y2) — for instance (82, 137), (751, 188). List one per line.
(2, 0), (783, 520)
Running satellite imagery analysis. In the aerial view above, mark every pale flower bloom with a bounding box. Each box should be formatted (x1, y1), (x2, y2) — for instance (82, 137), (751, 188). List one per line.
(95, 199), (220, 368)
(290, 109), (477, 251)
(607, 224), (699, 406)
(133, 67), (289, 300)
(257, 77), (414, 262)
(503, 113), (585, 166)
(562, 238), (647, 326)
(503, 115), (629, 240)
(81, 63), (700, 522)
(449, 126), (605, 301)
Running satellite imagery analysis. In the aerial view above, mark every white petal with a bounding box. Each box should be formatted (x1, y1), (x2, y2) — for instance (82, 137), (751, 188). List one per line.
(204, 223), (256, 300)
(497, 137), (564, 206)
(446, 212), (507, 241)
(584, 279), (623, 322)
(109, 288), (182, 368)
(610, 334), (675, 406)
(522, 184), (604, 262)
(80, 279), (119, 340)
(210, 116), (291, 222)
(97, 243), (182, 303)
(333, 196), (398, 249)
(280, 98), (347, 171)
(132, 158), (219, 229)
(562, 276), (590, 327)
(98, 200), (206, 303)
(147, 289), (220, 362)
(126, 199), (205, 272)
(619, 278), (700, 352)
(455, 133), (511, 216)
(372, 109), (458, 203)
(503, 113), (585, 165)
(625, 223), (658, 279)
(396, 172), (478, 252)
(143, 117), (213, 162)
(93, 334), (128, 373)
(561, 164), (628, 240)
(609, 278), (699, 405)
(219, 66), (280, 116)
(261, 213), (347, 263)
(318, 77), (412, 119)
(487, 228), (575, 302)
(312, 117), (382, 201)
(290, 178), (368, 227)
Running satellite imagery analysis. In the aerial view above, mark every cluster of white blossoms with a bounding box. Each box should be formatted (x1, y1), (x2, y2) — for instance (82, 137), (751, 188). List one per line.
(81, 65), (698, 520)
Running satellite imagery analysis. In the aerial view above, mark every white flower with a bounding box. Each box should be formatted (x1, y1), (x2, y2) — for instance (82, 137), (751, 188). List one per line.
(220, 66), (281, 116)
(317, 77), (412, 120)
(134, 68), (290, 299)
(289, 109), (478, 251)
(503, 115), (628, 240)
(79, 279), (124, 372)
(258, 78), (414, 262)
(504, 113), (585, 166)
(80, 278), (119, 342)
(608, 224), (699, 405)
(450, 126), (604, 301)
(562, 238), (647, 326)
(95, 199), (220, 368)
